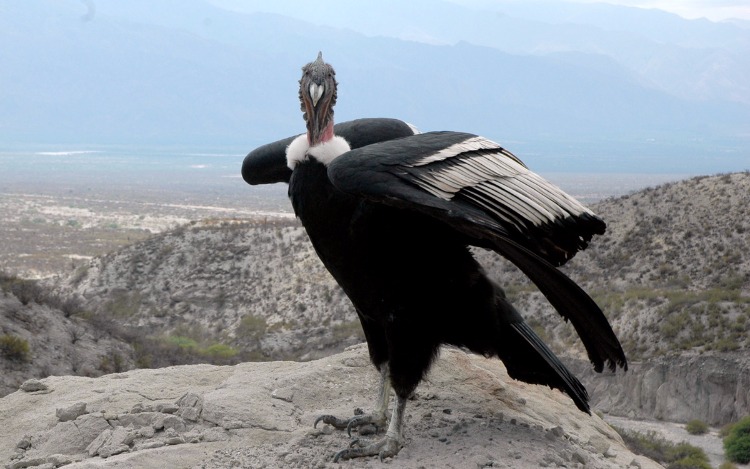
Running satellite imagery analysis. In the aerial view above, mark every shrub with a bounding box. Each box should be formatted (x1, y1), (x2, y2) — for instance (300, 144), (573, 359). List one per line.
(718, 462), (737, 469)
(9, 279), (45, 306)
(724, 416), (750, 464)
(59, 296), (85, 317)
(715, 337), (741, 352)
(43, 294), (85, 317)
(666, 443), (711, 469)
(202, 343), (238, 360)
(70, 265), (89, 287)
(166, 336), (199, 351)
(103, 291), (141, 318)
(614, 427), (673, 462)
(236, 314), (268, 340)
(720, 422), (737, 438)
(685, 419), (709, 435)
(0, 334), (31, 362)
(98, 352), (126, 373)
(614, 427), (710, 469)
(131, 332), (241, 369)
(332, 320), (365, 341)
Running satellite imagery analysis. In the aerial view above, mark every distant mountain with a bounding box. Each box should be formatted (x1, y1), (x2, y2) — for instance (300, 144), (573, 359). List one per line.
(1, 0), (748, 172)
(213, 0), (750, 105)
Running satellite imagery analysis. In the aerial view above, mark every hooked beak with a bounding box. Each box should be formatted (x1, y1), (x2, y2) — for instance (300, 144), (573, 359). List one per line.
(309, 83), (325, 107)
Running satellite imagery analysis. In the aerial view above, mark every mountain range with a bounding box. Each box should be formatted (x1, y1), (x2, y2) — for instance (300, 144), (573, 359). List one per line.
(1, 0), (749, 172)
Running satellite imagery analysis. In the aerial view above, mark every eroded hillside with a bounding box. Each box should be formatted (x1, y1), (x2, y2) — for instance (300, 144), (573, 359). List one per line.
(0, 273), (133, 397)
(55, 173), (750, 367)
(60, 217), (357, 365)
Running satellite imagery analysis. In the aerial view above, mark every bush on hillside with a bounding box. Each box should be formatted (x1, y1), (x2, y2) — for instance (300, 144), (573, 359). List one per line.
(720, 422), (737, 438)
(666, 443), (711, 469)
(685, 419), (709, 435)
(0, 334), (31, 362)
(724, 416), (750, 464)
(614, 426), (711, 469)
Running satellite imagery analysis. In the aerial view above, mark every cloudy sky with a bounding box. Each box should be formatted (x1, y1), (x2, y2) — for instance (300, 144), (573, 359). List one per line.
(571, 0), (750, 21)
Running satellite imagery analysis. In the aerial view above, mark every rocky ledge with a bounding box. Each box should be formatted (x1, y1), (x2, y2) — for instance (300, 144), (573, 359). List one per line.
(1, 345), (660, 469)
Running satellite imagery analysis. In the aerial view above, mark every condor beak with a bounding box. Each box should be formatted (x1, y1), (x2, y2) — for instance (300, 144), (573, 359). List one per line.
(309, 83), (325, 107)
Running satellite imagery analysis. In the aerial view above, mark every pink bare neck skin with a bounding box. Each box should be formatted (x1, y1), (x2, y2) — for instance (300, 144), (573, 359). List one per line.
(308, 121), (335, 146)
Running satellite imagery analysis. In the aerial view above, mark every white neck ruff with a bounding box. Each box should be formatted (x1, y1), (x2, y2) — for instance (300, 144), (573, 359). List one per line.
(286, 134), (351, 170)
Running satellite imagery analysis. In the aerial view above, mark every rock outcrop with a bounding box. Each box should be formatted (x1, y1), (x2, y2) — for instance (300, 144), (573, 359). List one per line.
(569, 353), (750, 426)
(1, 345), (660, 469)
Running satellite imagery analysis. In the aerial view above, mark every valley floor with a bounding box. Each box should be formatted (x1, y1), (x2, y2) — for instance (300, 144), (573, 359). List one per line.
(0, 191), (293, 278)
(0, 171), (683, 279)
(605, 415), (732, 468)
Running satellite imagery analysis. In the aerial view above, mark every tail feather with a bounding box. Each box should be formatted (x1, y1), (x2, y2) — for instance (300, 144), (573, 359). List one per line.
(499, 321), (591, 414)
(493, 236), (627, 373)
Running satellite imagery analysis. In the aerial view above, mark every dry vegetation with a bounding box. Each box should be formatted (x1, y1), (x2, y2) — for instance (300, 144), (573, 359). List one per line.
(54, 216), (361, 366)
(0, 271), (134, 397)
(2, 172), (750, 398)
(46, 172), (750, 365)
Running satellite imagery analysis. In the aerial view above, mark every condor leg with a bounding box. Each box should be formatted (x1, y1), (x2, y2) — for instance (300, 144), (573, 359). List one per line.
(314, 363), (391, 435)
(333, 392), (406, 462)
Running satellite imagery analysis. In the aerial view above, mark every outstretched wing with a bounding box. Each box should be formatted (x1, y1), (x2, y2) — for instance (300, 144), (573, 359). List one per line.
(328, 131), (626, 373)
(241, 118), (416, 185)
(329, 131), (603, 267)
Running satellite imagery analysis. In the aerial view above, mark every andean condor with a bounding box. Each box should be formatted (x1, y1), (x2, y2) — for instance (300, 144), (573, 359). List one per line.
(241, 52), (627, 462)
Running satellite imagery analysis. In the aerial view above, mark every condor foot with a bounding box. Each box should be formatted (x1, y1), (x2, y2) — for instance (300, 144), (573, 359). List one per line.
(314, 408), (386, 436)
(333, 434), (401, 462)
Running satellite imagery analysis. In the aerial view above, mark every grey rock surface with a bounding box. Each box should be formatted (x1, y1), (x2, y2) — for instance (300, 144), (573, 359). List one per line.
(1, 345), (662, 469)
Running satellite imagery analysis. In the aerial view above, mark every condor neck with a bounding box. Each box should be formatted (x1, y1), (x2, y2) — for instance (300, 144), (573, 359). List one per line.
(308, 121), (335, 146)
(286, 123), (351, 170)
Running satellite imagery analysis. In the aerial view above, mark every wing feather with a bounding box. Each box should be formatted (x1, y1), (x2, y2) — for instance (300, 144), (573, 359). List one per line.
(329, 131), (605, 265)
(460, 187), (530, 230)
(328, 131), (626, 373)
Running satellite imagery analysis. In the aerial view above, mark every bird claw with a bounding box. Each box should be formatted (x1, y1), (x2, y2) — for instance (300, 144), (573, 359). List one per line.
(332, 435), (401, 462)
(314, 411), (385, 435)
(313, 414), (350, 430)
(345, 414), (381, 437)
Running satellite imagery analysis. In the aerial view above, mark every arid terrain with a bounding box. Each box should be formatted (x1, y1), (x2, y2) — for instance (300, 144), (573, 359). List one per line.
(0, 188), (291, 279)
(3, 171), (750, 468)
(0, 171), (682, 280)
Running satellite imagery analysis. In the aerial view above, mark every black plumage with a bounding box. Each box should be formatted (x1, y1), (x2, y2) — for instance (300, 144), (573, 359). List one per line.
(241, 52), (626, 461)
(242, 118), (416, 185)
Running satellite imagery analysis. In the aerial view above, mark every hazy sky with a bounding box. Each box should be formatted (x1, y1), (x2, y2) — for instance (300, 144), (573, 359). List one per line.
(571, 0), (750, 21)
(449, 0), (750, 21)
